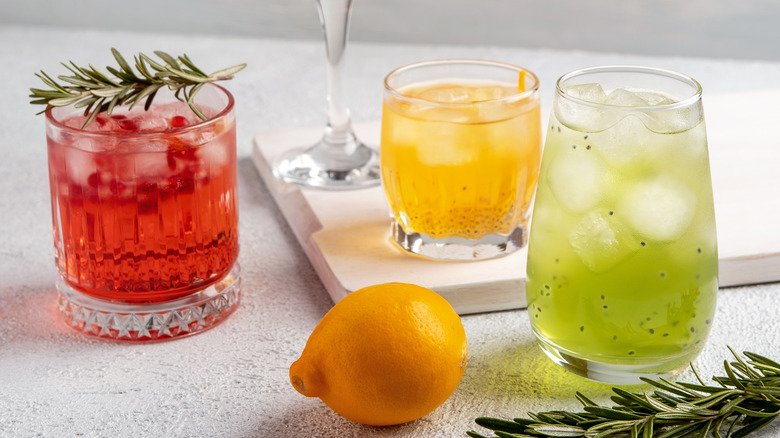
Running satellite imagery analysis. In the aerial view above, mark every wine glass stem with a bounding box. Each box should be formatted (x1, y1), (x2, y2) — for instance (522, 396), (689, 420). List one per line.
(317, 0), (356, 151)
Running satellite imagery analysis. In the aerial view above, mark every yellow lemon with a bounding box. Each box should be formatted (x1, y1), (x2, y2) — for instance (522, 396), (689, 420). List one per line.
(289, 282), (468, 426)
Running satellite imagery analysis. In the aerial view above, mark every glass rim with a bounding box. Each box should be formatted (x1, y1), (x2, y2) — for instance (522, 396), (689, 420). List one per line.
(383, 58), (540, 107)
(44, 83), (235, 137)
(556, 65), (703, 112)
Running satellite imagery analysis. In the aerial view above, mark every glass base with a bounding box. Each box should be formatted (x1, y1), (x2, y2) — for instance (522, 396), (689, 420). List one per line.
(534, 331), (693, 385)
(391, 221), (526, 261)
(273, 139), (380, 190)
(57, 264), (241, 342)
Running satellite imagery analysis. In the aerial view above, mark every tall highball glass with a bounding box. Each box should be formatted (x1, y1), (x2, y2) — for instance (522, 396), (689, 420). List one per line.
(526, 66), (718, 384)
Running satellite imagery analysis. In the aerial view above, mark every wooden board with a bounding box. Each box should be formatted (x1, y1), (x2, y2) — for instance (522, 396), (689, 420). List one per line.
(252, 90), (780, 314)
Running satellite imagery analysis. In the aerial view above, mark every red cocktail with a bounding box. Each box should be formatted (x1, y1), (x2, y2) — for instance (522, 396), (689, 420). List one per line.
(46, 84), (240, 340)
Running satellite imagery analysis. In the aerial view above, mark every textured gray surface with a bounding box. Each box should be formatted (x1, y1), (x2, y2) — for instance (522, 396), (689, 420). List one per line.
(1, 25), (780, 437)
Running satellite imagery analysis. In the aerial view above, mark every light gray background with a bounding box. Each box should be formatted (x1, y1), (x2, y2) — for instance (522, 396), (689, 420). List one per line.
(2, 0), (779, 61)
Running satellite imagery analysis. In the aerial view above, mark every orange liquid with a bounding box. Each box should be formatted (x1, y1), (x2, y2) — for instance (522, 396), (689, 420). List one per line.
(381, 81), (541, 239)
(47, 109), (238, 303)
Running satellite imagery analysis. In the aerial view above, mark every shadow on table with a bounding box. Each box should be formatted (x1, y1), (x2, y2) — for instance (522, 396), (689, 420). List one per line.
(461, 337), (648, 407)
(0, 283), (64, 342)
(0, 281), (131, 352)
(254, 402), (423, 438)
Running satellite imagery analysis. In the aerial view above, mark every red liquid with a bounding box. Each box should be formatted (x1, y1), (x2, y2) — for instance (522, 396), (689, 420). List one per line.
(47, 105), (239, 303)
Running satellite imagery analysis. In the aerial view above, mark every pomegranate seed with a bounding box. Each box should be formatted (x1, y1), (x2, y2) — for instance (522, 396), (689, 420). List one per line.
(167, 152), (177, 170)
(170, 115), (189, 129)
(180, 176), (196, 193)
(118, 118), (139, 131)
(109, 179), (126, 194)
(87, 172), (100, 188)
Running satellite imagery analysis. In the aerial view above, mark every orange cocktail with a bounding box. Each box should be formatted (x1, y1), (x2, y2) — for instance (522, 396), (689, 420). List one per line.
(381, 59), (541, 261)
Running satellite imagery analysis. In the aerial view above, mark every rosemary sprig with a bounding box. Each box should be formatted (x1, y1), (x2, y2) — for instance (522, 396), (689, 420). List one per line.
(468, 347), (780, 438)
(30, 48), (246, 128)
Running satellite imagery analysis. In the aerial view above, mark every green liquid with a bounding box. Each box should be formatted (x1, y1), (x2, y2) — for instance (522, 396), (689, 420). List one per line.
(527, 112), (718, 371)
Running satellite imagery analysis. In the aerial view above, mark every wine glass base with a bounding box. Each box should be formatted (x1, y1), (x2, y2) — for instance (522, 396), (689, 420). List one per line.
(273, 143), (381, 190)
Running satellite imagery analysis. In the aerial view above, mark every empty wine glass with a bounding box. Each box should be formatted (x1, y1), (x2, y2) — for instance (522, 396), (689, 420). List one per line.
(273, 0), (380, 190)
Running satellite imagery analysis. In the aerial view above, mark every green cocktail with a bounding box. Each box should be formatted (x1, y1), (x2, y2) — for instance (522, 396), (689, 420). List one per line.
(526, 66), (718, 384)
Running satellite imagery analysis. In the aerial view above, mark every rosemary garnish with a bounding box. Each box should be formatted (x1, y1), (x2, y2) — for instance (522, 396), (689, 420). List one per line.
(29, 48), (246, 128)
(468, 347), (780, 438)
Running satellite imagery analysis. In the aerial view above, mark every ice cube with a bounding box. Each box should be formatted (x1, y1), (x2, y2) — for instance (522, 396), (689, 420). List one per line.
(603, 89), (700, 135)
(569, 209), (640, 273)
(563, 83), (607, 104)
(642, 105), (704, 134)
(134, 152), (175, 178)
(177, 128), (218, 148)
(82, 114), (120, 132)
(671, 122), (707, 159)
(596, 115), (651, 166)
(383, 119), (418, 154)
(635, 91), (675, 106)
(619, 175), (696, 241)
(476, 101), (513, 122)
(471, 84), (513, 102)
(64, 147), (98, 187)
(134, 114), (170, 132)
(416, 106), (472, 124)
(606, 88), (649, 107)
(547, 149), (607, 212)
(555, 85), (619, 131)
(418, 86), (472, 104)
(199, 141), (230, 167)
(416, 140), (477, 167)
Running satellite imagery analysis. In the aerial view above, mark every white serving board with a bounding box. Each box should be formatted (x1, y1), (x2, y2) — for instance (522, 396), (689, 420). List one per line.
(252, 90), (780, 315)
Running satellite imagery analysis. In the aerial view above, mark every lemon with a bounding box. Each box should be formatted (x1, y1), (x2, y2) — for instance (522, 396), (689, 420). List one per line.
(289, 282), (468, 426)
